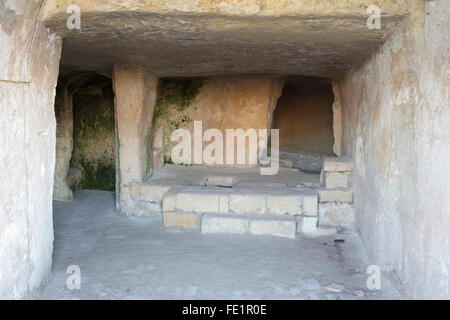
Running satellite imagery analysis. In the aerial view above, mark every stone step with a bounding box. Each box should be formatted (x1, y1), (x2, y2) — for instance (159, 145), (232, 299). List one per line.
(320, 156), (353, 188)
(322, 156), (353, 172)
(319, 202), (355, 229)
(160, 185), (318, 216)
(163, 211), (296, 239)
(318, 188), (353, 203)
(202, 213), (297, 239)
(162, 211), (338, 239)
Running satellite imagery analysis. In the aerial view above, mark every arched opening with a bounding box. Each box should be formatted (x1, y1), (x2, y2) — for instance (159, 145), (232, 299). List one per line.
(53, 72), (116, 201)
(271, 76), (336, 172)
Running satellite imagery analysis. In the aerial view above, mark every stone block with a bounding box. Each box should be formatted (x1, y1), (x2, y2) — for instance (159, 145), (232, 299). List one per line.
(176, 193), (219, 213)
(323, 156), (353, 172)
(302, 194), (318, 216)
(163, 212), (200, 229)
(267, 195), (301, 215)
(324, 171), (351, 189)
(249, 217), (296, 239)
(162, 193), (177, 211)
(230, 194), (266, 214)
(201, 214), (248, 234)
(319, 203), (355, 228)
(139, 183), (172, 203)
(318, 189), (353, 203)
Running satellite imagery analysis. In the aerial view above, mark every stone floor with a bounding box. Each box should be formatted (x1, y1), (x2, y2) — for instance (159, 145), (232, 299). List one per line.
(38, 190), (403, 300)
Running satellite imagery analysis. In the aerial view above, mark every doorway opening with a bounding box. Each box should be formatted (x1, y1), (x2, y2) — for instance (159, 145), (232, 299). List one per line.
(53, 72), (116, 202)
(271, 76), (336, 173)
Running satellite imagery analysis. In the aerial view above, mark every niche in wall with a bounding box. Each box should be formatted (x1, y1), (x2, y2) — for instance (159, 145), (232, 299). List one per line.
(272, 76), (335, 156)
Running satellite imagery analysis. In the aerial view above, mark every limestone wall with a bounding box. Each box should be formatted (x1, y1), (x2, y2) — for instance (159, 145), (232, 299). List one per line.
(340, 1), (450, 299)
(53, 79), (73, 201)
(0, 0), (62, 299)
(156, 75), (285, 165)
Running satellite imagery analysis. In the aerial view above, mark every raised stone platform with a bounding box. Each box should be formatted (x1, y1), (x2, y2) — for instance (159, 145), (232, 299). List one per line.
(130, 160), (354, 238)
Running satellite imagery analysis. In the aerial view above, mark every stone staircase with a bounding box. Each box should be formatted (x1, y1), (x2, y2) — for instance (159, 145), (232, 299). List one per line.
(132, 156), (354, 239)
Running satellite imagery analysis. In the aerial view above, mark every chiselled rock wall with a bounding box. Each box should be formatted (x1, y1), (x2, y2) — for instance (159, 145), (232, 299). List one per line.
(155, 75), (285, 165)
(71, 82), (115, 191)
(0, 0), (62, 299)
(340, 1), (450, 299)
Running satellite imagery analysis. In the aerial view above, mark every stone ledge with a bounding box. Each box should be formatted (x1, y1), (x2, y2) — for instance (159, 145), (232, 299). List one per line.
(323, 156), (353, 172)
(200, 213), (297, 239)
(324, 171), (352, 189)
(248, 215), (297, 239)
(202, 214), (249, 234)
(318, 189), (353, 203)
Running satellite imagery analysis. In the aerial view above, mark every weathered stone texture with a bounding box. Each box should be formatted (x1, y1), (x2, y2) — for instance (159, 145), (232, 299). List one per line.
(42, 1), (408, 78)
(230, 194), (266, 214)
(53, 82), (73, 201)
(0, 0), (62, 299)
(113, 67), (158, 215)
(319, 203), (355, 229)
(202, 214), (249, 234)
(159, 75), (285, 165)
(266, 195), (301, 215)
(324, 171), (351, 189)
(302, 195), (318, 217)
(340, 1), (450, 299)
(249, 217), (296, 239)
(318, 189), (353, 204)
(163, 212), (200, 229)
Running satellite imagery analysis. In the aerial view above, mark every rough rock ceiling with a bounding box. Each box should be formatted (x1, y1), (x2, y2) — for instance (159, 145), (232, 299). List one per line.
(44, 12), (404, 79)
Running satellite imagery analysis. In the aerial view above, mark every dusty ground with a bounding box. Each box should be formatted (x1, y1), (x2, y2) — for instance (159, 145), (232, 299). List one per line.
(38, 190), (402, 300)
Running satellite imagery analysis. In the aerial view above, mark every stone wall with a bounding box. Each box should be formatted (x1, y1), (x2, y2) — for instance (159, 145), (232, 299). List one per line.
(156, 75), (285, 165)
(53, 78), (73, 201)
(340, 1), (450, 299)
(0, 0), (62, 299)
